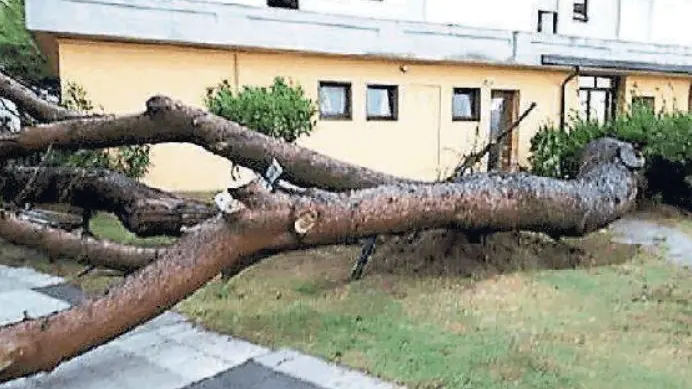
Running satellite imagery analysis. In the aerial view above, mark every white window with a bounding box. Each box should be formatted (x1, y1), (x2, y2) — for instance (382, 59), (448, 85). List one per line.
(452, 88), (480, 121)
(366, 85), (398, 120)
(318, 82), (351, 120)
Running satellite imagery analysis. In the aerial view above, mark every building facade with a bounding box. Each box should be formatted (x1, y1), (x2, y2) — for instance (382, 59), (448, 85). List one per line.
(25, 0), (692, 192)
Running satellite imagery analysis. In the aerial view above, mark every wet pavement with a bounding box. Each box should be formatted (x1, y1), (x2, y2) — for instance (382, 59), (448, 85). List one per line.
(609, 217), (692, 266)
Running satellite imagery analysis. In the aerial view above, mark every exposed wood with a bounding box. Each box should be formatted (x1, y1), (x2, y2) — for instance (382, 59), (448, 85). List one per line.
(0, 137), (645, 383)
(0, 96), (417, 191)
(0, 166), (217, 237)
(0, 211), (159, 271)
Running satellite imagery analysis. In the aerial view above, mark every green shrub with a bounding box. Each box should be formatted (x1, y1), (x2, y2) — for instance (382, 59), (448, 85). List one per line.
(529, 99), (692, 208)
(44, 82), (151, 179)
(204, 77), (317, 143)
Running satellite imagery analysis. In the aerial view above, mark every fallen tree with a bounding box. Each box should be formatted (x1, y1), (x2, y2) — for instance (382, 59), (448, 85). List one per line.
(0, 69), (645, 383)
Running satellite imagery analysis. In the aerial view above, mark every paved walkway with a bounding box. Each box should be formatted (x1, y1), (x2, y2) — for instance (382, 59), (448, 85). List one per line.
(0, 265), (401, 389)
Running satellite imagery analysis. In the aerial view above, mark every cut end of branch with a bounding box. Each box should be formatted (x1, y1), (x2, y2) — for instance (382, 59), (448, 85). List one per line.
(144, 95), (177, 116)
(293, 210), (318, 235)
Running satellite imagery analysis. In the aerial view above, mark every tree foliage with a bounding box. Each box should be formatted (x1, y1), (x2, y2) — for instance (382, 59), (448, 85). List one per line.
(530, 97), (692, 207)
(204, 77), (317, 143)
(0, 0), (50, 83)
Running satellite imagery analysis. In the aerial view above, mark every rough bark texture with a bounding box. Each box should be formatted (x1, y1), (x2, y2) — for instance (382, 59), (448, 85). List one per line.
(0, 211), (159, 271)
(0, 71), (84, 123)
(0, 96), (416, 191)
(0, 138), (644, 383)
(0, 166), (216, 236)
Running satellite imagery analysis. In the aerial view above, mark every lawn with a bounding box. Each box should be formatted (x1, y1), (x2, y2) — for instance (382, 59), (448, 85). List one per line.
(1, 208), (691, 389)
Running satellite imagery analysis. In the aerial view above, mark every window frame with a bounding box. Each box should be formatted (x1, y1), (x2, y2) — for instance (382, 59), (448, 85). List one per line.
(266, 0), (299, 10)
(578, 75), (619, 123)
(537, 10), (558, 34)
(366, 84), (399, 121)
(632, 95), (655, 113)
(318, 81), (352, 121)
(573, 0), (588, 22)
(451, 87), (481, 122)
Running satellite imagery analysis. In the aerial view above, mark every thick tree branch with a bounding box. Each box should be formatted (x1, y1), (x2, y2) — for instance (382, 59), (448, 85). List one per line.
(0, 211), (159, 271)
(0, 96), (416, 191)
(0, 138), (644, 382)
(0, 166), (216, 237)
(0, 71), (84, 123)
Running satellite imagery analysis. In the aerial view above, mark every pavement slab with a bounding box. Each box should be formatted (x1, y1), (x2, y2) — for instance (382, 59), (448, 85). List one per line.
(0, 264), (402, 389)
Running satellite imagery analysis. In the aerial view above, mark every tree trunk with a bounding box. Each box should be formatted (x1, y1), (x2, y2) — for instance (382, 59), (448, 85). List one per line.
(0, 137), (644, 383)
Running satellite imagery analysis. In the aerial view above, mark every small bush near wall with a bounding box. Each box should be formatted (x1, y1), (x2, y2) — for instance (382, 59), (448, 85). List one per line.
(204, 77), (317, 143)
(529, 101), (692, 209)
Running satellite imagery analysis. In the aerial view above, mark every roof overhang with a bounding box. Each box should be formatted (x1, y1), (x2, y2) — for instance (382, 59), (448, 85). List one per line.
(541, 54), (692, 76)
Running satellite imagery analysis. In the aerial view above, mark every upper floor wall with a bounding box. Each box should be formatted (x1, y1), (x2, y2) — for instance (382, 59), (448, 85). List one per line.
(25, 0), (692, 76)
(234, 0), (692, 47)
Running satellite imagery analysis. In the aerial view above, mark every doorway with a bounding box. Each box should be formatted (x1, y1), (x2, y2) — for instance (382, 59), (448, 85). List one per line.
(488, 90), (519, 171)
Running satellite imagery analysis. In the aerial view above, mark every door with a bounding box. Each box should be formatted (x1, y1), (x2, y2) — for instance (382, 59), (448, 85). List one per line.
(488, 90), (519, 172)
(399, 84), (441, 180)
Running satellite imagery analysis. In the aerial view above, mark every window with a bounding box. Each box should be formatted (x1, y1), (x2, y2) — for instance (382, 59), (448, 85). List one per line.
(578, 75), (619, 124)
(452, 88), (480, 121)
(267, 0), (298, 9)
(366, 85), (398, 120)
(632, 96), (655, 113)
(537, 10), (558, 34)
(318, 82), (351, 120)
(573, 0), (588, 22)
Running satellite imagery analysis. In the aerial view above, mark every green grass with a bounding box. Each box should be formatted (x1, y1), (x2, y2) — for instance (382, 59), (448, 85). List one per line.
(176, 248), (692, 389)
(175, 230), (692, 389)
(89, 213), (175, 247)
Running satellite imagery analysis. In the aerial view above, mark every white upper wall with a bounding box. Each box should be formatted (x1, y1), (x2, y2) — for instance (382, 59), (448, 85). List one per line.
(230, 0), (692, 47)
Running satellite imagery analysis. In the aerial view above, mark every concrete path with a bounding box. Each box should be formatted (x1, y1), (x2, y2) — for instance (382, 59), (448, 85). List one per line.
(0, 265), (401, 389)
(609, 217), (692, 266)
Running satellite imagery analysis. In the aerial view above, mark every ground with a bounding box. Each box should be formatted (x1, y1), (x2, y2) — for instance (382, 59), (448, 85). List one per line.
(1, 203), (690, 389)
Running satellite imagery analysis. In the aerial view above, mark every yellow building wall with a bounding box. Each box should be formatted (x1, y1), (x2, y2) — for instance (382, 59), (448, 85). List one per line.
(57, 38), (630, 192)
(57, 39), (238, 192)
(236, 52), (568, 180)
(621, 75), (691, 113)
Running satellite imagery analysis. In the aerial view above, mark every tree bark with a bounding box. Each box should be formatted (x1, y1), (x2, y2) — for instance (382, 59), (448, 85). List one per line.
(0, 71), (84, 123)
(0, 137), (644, 383)
(0, 211), (159, 271)
(0, 166), (216, 237)
(0, 96), (416, 191)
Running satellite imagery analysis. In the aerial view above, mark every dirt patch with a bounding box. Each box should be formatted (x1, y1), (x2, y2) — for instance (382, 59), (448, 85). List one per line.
(365, 229), (638, 279)
(249, 228), (639, 285)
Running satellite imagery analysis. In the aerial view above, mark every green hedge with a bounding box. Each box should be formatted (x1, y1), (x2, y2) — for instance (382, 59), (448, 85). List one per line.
(529, 100), (692, 208)
(205, 77), (317, 143)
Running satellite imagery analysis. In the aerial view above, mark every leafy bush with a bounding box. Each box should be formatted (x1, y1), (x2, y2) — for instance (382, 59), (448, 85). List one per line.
(204, 77), (317, 143)
(45, 82), (151, 179)
(529, 99), (692, 208)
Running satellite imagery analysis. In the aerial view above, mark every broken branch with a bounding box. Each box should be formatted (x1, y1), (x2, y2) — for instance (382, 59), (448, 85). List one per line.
(0, 211), (159, 271)
(0, 95), (417, 191)
(0, 70), (85, 123)
(0, 166), (216, 236)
